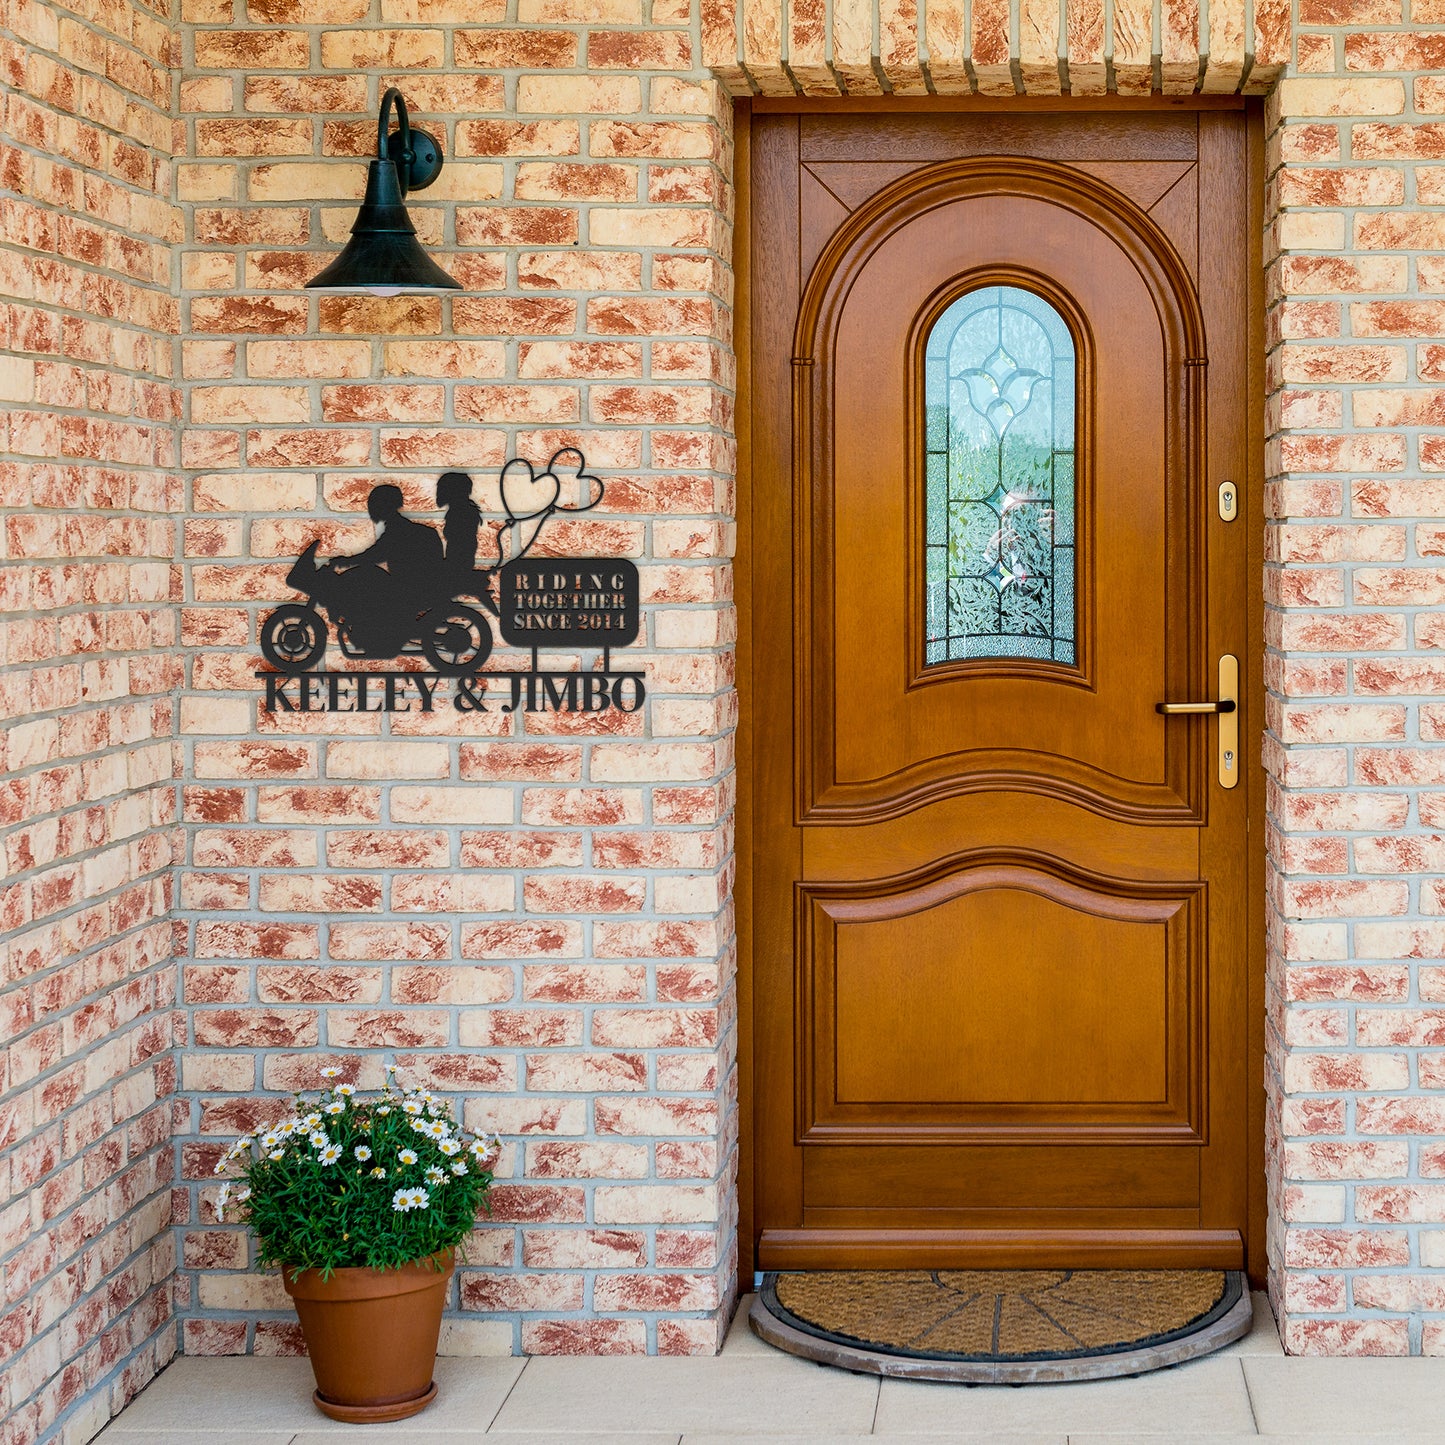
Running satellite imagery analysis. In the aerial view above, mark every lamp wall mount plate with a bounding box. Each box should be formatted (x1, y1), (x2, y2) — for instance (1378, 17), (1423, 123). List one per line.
(386, 124), (442, 194)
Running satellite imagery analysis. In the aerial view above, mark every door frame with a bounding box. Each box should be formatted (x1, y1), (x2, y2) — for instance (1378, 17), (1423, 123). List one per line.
(734, 96), (1268, 1286)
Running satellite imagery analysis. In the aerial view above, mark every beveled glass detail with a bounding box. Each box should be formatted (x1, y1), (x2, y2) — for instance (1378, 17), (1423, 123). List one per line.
(924, 285), (1077, 666)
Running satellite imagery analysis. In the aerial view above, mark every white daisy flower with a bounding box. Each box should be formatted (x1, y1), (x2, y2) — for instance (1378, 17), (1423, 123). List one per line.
(398, 1148), (418, 1166)
(392, 1187), (429, 1212)
(354, 1145), (372, 1162)
(424, 1120), (448, 1140)
(259, 1132), (280, 1150)
(450, 1161), (468, 1176)
(469, 1134), (501, 1162)
(335, 1083), (356, 1097)
(386, 1063), (399, 1074)
(268, 1149), (284, 1161)
(425, 1166), (445, 1185)
(302, 1113), (322, 1130)
(402, 1100), (423, 1115)
(212, 1159), (227, 1177)
(376, 1105), (392, 1116)
(324, 1100), (344, 1116)
(309, 1131), (328, 1149)
(319, 1144), (342, 1165)
(235, 1187), (250, 1203)
(438, 1138), (461, 1156)
(278, 1120), (298, 1135)
(370, 1166), (387, 1179)
(321, 1067), (341, 1079)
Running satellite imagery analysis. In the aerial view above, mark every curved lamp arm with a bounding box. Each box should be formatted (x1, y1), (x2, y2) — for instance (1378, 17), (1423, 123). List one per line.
(378, 87), (412, 194)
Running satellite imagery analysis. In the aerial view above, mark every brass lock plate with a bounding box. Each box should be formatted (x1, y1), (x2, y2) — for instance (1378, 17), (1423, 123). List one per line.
(1218, 480), (1238, 522)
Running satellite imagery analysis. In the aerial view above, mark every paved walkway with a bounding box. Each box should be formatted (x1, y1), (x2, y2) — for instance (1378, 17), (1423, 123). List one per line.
(97, 1293), (1445, 1442)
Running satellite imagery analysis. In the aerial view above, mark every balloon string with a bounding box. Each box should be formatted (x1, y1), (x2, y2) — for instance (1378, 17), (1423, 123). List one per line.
(495, 505), (557, 567)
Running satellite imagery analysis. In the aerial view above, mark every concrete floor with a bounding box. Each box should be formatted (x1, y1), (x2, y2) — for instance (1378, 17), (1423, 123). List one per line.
(96, 1293), (1445, 1442)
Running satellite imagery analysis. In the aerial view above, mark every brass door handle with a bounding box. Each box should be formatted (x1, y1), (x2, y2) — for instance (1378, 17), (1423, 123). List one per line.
(1155, 699), (1236, 714)
(1155, 655), (1239, 789)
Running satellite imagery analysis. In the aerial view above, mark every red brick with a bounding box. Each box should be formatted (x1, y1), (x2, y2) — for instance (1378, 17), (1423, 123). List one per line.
(461, 921), (583, 960)
(193, 1010), (318, 1048)
(521, 1319), (646, 1355)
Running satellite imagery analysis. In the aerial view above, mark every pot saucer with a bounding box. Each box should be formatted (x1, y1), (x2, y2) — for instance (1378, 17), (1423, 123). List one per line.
(312, 1380), (437, 1423)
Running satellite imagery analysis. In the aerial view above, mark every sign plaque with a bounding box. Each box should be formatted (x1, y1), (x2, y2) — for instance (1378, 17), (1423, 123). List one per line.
(255, 450), (646, 716)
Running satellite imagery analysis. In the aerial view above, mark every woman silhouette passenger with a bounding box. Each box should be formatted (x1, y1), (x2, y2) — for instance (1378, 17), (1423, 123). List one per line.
(437, 471), (482, 581)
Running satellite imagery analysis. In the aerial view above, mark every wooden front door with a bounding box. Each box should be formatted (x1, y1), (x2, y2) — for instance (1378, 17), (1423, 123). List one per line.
(746, 107), (1261, 1272)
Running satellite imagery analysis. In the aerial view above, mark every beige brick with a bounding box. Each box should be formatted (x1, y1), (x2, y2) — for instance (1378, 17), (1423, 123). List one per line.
(325, 741), (451, 780)
(1278, 213), (1346, 251)
(190, 385), (309, 424)
(1278, 78), (1406, 116)
(517, 76), (642, 115)
(178, 165), (238, 202)
(589, 209), (711, 249)
(193, 473), (317, 511)
(391, 786), (514, 824)
(383, 339), (506, 378)
(247, 339), (371, 379)
(248, 162), (366, 202)
(319, 30), (444, 69)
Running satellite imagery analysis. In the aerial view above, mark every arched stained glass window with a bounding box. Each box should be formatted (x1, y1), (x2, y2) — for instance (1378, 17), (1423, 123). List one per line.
(924, 285), (1077, 666)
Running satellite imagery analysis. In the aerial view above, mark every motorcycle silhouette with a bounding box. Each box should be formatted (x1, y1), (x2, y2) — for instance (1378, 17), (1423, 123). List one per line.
(260, 540), (496, 676)
(259, 452), (604, 677)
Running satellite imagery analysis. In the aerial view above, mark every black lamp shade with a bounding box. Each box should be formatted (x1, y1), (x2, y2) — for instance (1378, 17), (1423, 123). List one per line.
(306, 90), (459, 296)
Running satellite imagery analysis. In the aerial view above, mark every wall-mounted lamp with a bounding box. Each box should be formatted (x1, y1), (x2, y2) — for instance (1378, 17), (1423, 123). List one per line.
(306, 87), (460, 296)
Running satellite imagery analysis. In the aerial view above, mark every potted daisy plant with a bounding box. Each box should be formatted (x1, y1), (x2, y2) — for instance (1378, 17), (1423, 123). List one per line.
(213, 1066), (500, 1423)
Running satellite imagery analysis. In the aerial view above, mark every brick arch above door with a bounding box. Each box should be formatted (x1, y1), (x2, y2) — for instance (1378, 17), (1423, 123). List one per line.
(702, 0), (1288, 97)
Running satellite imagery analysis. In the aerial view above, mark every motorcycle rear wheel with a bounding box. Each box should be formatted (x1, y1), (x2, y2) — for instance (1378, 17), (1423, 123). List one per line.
(420, 604), (492, 675)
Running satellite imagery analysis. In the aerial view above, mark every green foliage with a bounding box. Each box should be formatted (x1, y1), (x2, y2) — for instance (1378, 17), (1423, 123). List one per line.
(213, 1068), (500, 1277)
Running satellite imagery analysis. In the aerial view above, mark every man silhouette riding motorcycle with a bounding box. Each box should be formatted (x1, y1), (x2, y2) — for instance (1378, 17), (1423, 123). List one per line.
(289, 484), (447, 658)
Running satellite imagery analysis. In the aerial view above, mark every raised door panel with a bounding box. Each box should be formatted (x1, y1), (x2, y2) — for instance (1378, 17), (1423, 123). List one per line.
(798, 859), (1203, 1145)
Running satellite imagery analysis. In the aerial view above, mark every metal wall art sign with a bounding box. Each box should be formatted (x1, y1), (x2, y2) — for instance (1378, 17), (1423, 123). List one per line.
(256, 449), (644, 715)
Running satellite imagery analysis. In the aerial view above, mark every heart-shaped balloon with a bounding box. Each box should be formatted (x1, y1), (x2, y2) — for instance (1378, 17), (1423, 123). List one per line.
(499, 457), (560, 522)
(546, 447), (604, 513)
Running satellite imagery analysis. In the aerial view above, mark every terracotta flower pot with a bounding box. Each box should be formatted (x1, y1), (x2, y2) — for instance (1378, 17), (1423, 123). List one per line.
(282, 1250), (453, 1423)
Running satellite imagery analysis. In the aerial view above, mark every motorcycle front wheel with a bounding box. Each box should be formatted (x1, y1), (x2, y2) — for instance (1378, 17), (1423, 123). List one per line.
(419, 604), (493, 675)
(260, 604), (327, 673)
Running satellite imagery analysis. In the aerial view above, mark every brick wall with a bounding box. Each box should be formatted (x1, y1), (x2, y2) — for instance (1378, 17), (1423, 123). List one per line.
(171, 0), (740, 1360)
(18, 1), (1445, 1435)
(0, 0), (183, 1439)
(1264, 7), (1445, 1357)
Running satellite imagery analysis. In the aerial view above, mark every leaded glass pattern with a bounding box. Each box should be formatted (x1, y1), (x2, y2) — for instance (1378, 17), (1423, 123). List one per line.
(924, 285), (1077, 666)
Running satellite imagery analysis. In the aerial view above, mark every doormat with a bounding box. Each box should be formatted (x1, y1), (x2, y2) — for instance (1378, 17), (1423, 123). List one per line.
(750, 1270), (1251, 1383)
